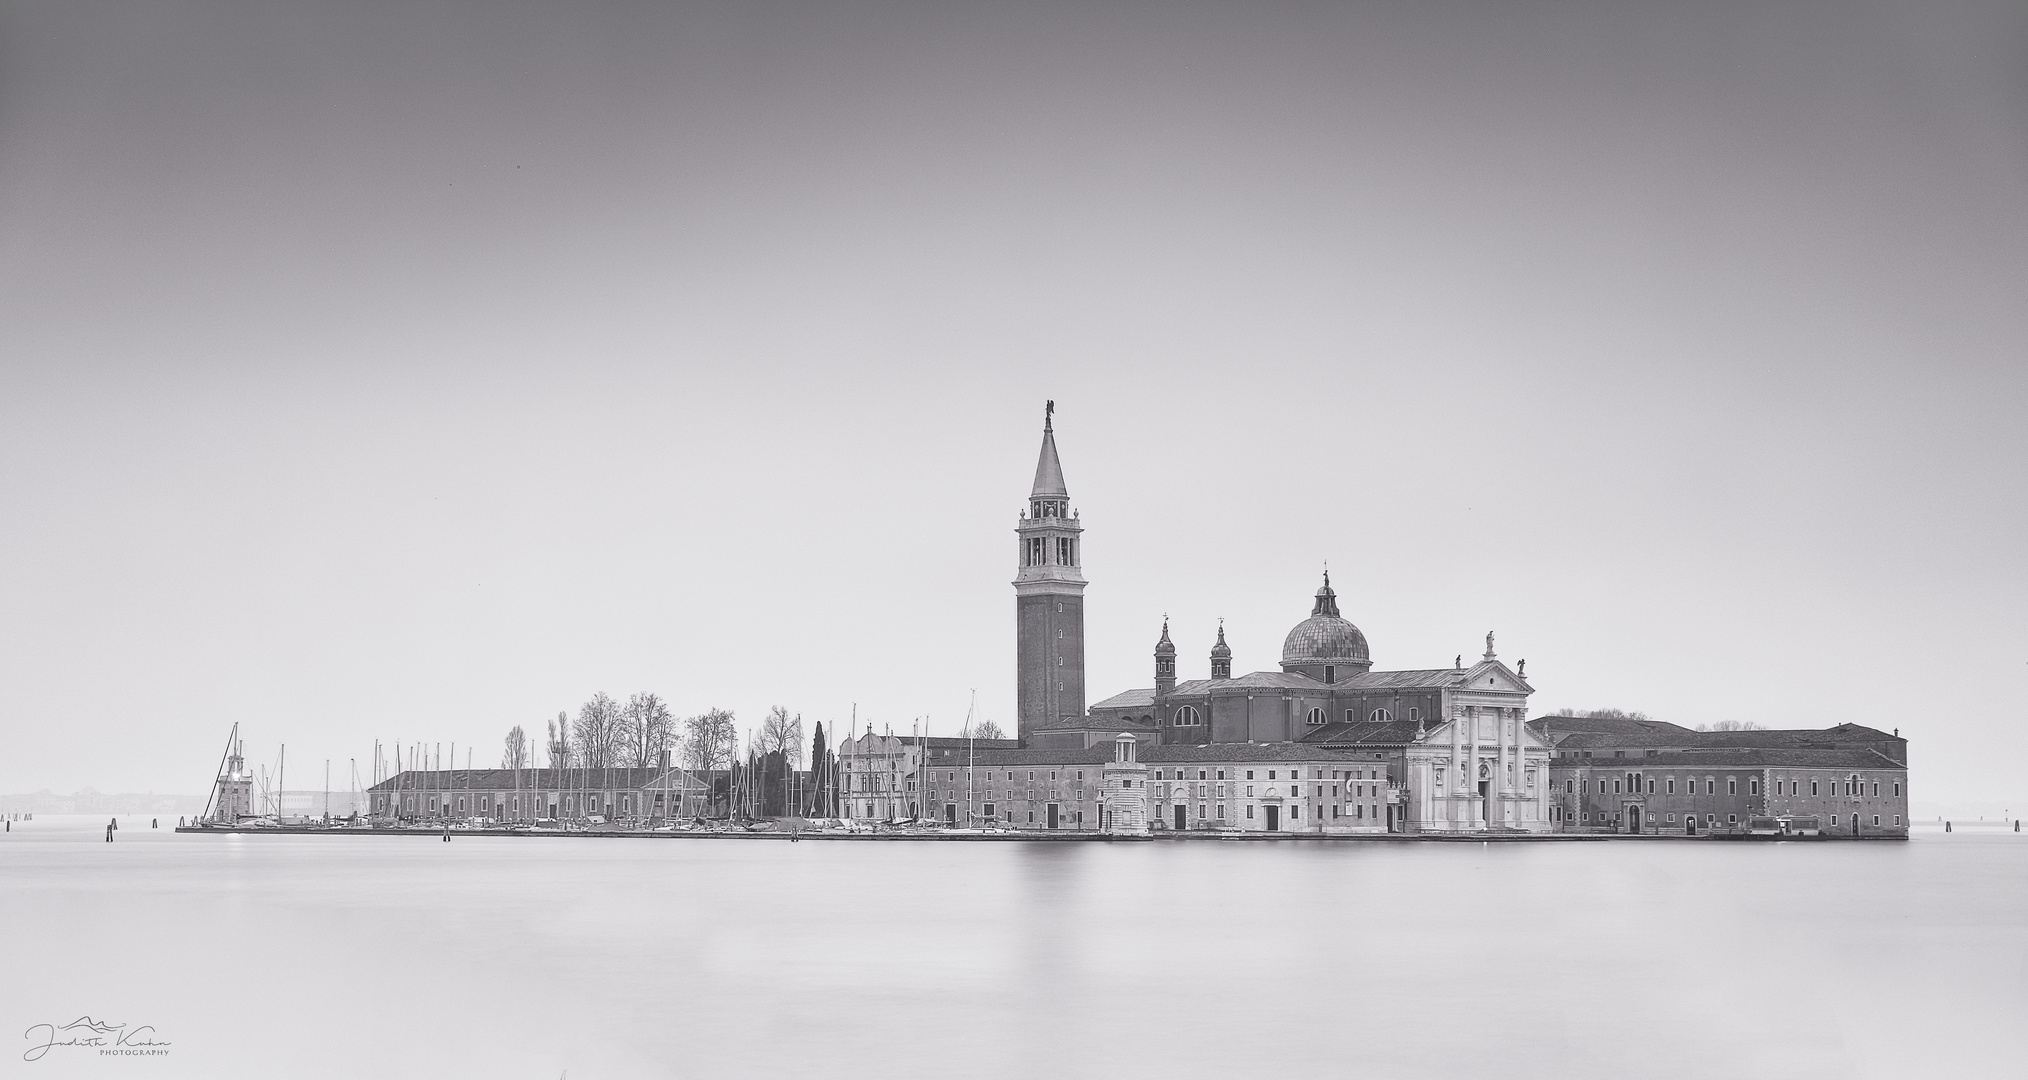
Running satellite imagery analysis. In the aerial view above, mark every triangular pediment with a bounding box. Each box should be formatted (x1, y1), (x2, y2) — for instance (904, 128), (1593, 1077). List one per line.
(1462, 659), (1533, 694)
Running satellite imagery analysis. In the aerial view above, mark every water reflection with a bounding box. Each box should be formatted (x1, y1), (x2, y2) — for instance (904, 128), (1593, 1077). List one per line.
(3, 818), (2023, 1079)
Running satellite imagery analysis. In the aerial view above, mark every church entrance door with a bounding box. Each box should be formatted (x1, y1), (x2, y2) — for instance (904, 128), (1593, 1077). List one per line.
(1047, 804), (1060, 829)
(1628, 806), (1642, 833)
(1265, 805), (1280, 832)
(1478, 781), (1490, 825)
(1174, 805), (1187, 831)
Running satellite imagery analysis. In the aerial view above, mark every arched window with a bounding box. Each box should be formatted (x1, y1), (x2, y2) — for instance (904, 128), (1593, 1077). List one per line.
(1369, 708), (1391, 722)
(1174, 706), (1201, 727)
(1306, 707), (1325, 726)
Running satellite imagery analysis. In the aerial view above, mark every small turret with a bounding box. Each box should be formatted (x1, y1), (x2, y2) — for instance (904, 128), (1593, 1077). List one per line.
(1154, 617), (1177, 696)
(1210, 620), (1232, 680)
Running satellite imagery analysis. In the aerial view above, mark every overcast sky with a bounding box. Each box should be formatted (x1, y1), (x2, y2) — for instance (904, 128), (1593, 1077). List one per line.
(2, 1), (2022, 804)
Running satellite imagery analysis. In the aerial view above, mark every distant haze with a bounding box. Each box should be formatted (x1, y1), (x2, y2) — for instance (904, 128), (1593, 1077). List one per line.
(2, 2), (2022, 804)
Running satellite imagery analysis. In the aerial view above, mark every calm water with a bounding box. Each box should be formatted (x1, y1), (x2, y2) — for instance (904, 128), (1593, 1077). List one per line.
(3, 817), (2024, 1079)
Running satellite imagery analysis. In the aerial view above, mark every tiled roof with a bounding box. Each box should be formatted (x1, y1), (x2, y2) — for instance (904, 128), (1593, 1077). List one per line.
(1041, 716), (1158, 732)
(1089, 688), (1157, 710)
(1551, 731), (1686, 749)
(1528, 715), (1700, 738)
(1336, 668), (1468, 690)
(1299, 720), (1427, 747)
(1685, 726), (1901, 751)
(920, 737), (1021, 750)
(368, 767), (711, 793)
(1167, 671), (1324, 695)
(1549, 748), (1904, 771)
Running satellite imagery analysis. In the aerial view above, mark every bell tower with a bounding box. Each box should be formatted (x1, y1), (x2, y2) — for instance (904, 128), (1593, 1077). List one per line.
(1014, 401), (1086, 745)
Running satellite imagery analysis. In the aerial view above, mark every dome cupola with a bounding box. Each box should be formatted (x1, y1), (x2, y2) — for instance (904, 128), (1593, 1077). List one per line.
(1279, 570), (1371, 683)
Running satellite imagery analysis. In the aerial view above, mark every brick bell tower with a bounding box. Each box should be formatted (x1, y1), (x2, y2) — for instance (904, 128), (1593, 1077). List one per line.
(1014, 401), (1086, 745)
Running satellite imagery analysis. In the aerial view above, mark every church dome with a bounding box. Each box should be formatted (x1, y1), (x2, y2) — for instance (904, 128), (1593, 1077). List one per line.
(1281, 616), (1370, 666)
(1279, 572), (1371, 669)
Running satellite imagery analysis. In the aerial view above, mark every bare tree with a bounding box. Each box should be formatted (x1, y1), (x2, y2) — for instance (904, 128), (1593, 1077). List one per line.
(546, 711), (570, 767)
(501, 725), (530, 769)
(1555, 708), (1653, 722)
(574, 692), (624, 768)
(683, 708), (738, 774)
(757, 706), (805, 769)
(966, 718), (1008, 740)
(1698, 720), (1767, 732)
(622, 692), (676, 767)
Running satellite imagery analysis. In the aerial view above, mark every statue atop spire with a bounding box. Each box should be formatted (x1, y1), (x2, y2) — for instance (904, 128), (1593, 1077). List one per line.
(1045, 399), (1054, 433)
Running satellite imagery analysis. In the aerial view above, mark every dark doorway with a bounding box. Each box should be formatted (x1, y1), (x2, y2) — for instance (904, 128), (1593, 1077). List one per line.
(1478, 781), (1490, 824)
(1685, 818), (1697, 835)
(1047, 804), (1060, 829)
(1629, 806), (1642, 833)
(944, 804), (956, 824)
(1174, 805), (1187, 831)
(1266, 805), (1280, 831)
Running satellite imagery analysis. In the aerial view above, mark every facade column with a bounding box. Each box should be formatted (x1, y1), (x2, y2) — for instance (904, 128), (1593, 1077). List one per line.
(1449, 709), (1463, 829)
(1467, 706), (1480, 830)
(1496, 705), (1509, 828)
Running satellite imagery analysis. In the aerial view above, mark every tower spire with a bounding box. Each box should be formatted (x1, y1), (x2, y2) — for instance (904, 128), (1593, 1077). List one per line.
(1031, 404), (1068, 498)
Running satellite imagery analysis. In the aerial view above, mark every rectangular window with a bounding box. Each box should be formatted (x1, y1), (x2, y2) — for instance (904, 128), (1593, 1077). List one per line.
(1872, 815), (1880, 826)
(1246, 805), (1254, 819)
(1706, 779), (1715, 795)
(1246, 771), (1254, 780)
(1268, 770), (1277, 780)
(1811, 781), (1819, 796)
(1893, 782), (1900, 797)
(1750, 777), (1760, 796)
(1566, 779), (1575, 794)
(1216, 804), (1225, 819)
(1728, 778), (1737, 796)
(1871, 782), (1879, 797)
(1892, 815), (1901, 825)
(1831, 815), (1839, 826)
(1613, 780), (1622, 794)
